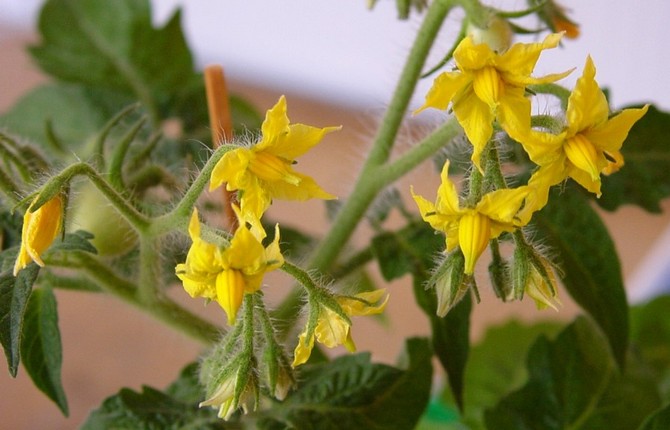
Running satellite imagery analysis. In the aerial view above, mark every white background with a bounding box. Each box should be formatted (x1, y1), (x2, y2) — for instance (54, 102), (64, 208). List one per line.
(1, 0), (669, 110)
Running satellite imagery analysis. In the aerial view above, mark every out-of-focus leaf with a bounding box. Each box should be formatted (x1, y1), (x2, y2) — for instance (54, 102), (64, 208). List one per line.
(20, 287), (68, 415)
(637, 403), (670, 430)
(599, 105), (670, 212)
(534, 185), (628, 367)
(485, 317), (659, 430)
(0, 265), (40, 376)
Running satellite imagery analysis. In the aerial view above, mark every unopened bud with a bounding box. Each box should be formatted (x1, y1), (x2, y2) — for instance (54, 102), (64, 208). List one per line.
(430, 251), (468, 317)
(467, 15), (513, 53)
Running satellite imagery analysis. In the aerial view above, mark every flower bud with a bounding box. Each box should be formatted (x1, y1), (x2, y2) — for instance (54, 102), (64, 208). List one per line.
(511, 241), (560, 310)
(262, 346), (295, 401)
(466, 15), (513, 53)
(430, 251), (468, 317)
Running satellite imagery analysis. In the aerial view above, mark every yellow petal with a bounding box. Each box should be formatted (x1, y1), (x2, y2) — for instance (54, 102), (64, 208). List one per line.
(452, 93), (494, 171)
(270, 124), (341, 160)
(292, 331), (315, 367)
(315, 308), (351, 349)
(566, 56), (610, 134)
(248, 150), (299, 184)
(258, 95), (291, 150)
(584, 105), (649, 153)
(436, 161), (462, 216)
(477, 186), (530, 224)
(564, 133), (603, 182)
(472, 66), (504, 108)
(415, 71), (471, 113)
(262, 170), (336, 202)
(14, 195), (63, 275)
(496, 33), (562, 77)
(453, 36), (496, 71)
(458, 211), (491, 275)
(216, 269), (246, 325)
(210, 148), (252, 191)
(339, 289), (389, 316)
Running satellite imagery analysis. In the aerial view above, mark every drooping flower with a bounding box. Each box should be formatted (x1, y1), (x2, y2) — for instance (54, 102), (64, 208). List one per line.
(292, 289), (388, 367)
(200, 364), (258, 420)
(175, 208), (283, 325)
(13, 195), (64, 276)
(534, 0), (580, 39)
(415, 33), (570, 170)
(412, 161), (530, 274)
(210, 96), (339, 219)
(516, 56), (649, 197)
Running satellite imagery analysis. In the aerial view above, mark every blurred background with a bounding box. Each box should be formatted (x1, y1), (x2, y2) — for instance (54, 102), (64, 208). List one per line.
(1, 0), (670, 428)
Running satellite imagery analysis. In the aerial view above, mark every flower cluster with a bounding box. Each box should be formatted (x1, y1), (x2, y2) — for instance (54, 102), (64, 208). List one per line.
(412, 33), (648, 311)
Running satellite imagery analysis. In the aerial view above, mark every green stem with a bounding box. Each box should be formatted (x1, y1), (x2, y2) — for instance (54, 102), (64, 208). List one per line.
(153, 144), (234, 236)
(35, 162), (150, 230)
(47, 251), (220, 344)
(529, 83), (571, 111)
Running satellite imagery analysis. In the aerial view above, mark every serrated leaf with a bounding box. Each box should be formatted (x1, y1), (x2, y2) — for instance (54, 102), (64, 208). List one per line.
(0, 83), (131, 153)
(270, 338), (433, 430)
(599, 105), (670, 212)
(0, 266), (40, 376)
(533, 186), (628, 367)
(50, 230), (98, 254)
(485, 317), (659, 430)
(82, 385), (227, 430)
(20, 287), (68, 415)
(637, 403), (670, 430)
(30, 0), (192, 99)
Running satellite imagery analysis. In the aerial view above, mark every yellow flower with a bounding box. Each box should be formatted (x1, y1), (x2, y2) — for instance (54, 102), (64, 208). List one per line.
(412, 161), (529, 274)
(200, 369), (257, 420)
(415, 33), (570, 170)
(292, 289), (388, 367)
(13, 195), (64, 276)
(175, 208), (283, 325)
(517, 56), (649, 197)
(209, 96), (340, 218)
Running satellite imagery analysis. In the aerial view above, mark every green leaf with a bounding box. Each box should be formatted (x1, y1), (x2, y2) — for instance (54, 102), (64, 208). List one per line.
(533, 185), (628, 367)
(630, 295), (670, 400)
(599, 105), (670, 212)
(451, 319), (562, 429)
(638, 403), (670, 430)
(0, 266), (40, 376)
(165, 362), (205, 405)
(50, 230), (98, 255)
(371, 220), (443, 281)
(0, 83), (131, 153)
(485, 317), (659, 430)
(20, 287), (68, 415)
(268, 338), (433, 430)
(82, 385), (226, 430)
(30, 0), (192, 104)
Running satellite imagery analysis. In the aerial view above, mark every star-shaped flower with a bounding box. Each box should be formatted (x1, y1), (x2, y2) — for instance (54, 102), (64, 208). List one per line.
(210, 96), (339, 218)
(416, 33), (570, 170)
(412, 161), (530, 274)
(176, 207), (283, 325)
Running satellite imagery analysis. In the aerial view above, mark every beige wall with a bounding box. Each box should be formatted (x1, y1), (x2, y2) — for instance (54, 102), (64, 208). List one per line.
(2, 33), (669, 429)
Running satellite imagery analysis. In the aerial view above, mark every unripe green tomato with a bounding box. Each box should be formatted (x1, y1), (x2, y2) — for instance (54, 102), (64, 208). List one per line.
(467, 16), (513, 53)
(69, 182), (137, 256)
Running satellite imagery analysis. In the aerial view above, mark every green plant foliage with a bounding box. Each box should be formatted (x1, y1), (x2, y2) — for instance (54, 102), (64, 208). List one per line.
(20, 287), (68, 415)
(82, 386), (226, 430)
(534, 185), (629, 367)
(371, 220), (472, 409)
(0, 265), (40, 376)
(485, 317), (660, 430)
(599, 105), (670, 213)
(263, 338), (433, 430)
(449, 319), (562, 429)
(637, 404), (670, 430)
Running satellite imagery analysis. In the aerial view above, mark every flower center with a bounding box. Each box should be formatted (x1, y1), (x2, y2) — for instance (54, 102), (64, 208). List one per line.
(216, 268), (246, 325)
(458, 211), (491, 275)
(564, 133), (600, 180)
(248, 151), (300, 185)
(473, 66), (505, 108)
